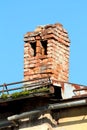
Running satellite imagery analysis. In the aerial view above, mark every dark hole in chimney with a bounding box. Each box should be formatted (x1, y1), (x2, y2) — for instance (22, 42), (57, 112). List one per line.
(41, 40), (47, 55)
(30, 42), (36, 56)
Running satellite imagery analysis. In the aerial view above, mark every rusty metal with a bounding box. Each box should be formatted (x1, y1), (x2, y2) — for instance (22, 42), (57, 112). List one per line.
(73, 88), (87, 91)
(0, 82), (51, 93)
(2, 83), (9, 94)
(0, 74), (87, 99)
(0, 75), (50, 87)
(0, 76), (51, 95)
(51, 79), (87, 99)
(61, 82), (87, 99)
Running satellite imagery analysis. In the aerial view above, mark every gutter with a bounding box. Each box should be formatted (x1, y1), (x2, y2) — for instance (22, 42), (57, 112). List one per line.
(0, 120), (16, 129)
(7, 98), (87, 121)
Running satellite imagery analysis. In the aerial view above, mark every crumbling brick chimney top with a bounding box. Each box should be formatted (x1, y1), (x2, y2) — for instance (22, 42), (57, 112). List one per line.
(24, 23), (70, 83)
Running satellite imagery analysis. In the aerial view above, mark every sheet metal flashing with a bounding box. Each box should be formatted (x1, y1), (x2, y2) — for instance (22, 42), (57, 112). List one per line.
(52, 80), (87, 99)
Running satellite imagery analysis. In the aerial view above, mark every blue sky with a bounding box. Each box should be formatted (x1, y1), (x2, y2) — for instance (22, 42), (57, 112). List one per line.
(0, 0), (87, 86)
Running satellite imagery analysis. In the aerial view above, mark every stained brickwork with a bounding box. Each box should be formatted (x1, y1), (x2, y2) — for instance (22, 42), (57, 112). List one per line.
(24, 23), (70, 82)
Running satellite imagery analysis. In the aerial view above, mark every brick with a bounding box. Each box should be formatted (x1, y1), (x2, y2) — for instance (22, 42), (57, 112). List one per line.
(24, 23), (70, 82)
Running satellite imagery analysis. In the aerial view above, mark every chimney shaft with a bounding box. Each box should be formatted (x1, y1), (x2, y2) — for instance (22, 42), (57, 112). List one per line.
(24, 23), (70, 83)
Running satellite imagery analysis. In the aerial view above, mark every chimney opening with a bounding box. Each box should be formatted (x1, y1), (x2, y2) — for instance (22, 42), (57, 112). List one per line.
(41, 40), (47, 55)
(30, 42), (36, 57)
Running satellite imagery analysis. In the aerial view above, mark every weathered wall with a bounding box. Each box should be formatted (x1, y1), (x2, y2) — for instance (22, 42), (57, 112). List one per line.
(18, 106), (87, 130)
(56, 106), (87, 130)
(24, 23), (70, 82)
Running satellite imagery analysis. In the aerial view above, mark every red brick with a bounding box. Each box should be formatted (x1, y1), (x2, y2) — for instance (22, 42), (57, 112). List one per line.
(24, 23), (70, 82)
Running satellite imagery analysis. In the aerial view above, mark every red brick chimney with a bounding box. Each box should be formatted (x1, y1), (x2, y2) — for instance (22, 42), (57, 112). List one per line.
(24, 23), (70, 83)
